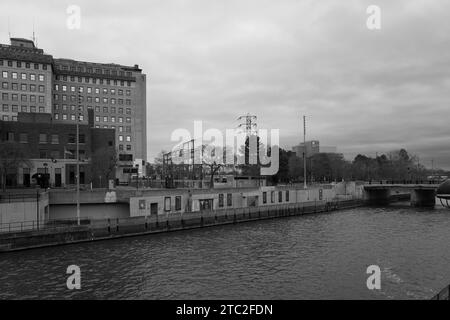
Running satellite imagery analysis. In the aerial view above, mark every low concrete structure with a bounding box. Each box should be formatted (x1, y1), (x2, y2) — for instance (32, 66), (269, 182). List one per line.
(364, 184), (438, 207)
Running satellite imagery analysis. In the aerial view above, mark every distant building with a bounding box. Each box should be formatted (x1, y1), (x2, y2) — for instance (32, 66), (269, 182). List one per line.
(292, 140), (337, 158)
(292, 140), (320, 158)
(0, 38), (147, 184)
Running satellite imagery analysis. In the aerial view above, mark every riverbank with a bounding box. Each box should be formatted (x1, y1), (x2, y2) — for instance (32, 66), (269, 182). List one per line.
(0, 198), (364, 253)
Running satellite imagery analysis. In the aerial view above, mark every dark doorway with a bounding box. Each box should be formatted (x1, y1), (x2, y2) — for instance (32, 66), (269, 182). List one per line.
(150, 203), (158, 216)
(55, 168), (62, 187)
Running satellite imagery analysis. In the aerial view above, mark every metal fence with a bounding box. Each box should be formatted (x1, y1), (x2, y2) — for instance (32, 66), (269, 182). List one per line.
(0, 199), (356, 236)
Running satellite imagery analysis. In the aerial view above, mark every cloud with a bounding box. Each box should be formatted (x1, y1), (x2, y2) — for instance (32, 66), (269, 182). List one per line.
(2, 0), (450, 168)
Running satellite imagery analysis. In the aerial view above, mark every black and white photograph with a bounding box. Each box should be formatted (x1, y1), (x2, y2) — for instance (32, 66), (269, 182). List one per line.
(1, 0), (450, 309)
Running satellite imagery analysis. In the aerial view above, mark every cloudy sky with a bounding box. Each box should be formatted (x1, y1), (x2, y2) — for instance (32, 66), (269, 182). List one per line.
(2, 0), (450, 168)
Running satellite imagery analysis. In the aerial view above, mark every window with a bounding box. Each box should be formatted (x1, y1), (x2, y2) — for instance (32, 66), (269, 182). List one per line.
(278, 191), (283, 203)
(219, 194), (224, 208)
(39, 107), (45, 113)
(19, 133), (28, 143)
(12, 72), (18, 79)
(38, 85), (45, 92)
(227, 193), (233, 207)
(175, 196), (182, 211)
(103, 116), (108, 122)
(119, 135), (123, 142)
(51, 134), (59, 144)
(62, 85), (67, 92)
(126, 117), (131, 123)
(2, 104), (8, 112)
(2, 93), (8, 100)
(286, 191), (290, 202)
(111, 116), (116, 123)
(39, 133), (47, 144)
(164, 197), (171, 212)
(12, 105), (18, 112)
(21, 73), (27, 80)
(21, 106), (27, 112)
(54, 113), (59, 120)
(68, 134), (76, 144)
(62, 114), (68, 120)
(30, 74), (36, 81)
(271, 191), (275, 203)
(2, 71), (8, 78)
(126, 136), (131, 142)
(95, 116), (100, 122)
(30, 106), (36, 113)
(126, 108), (131, 115)
(126, 145), (132, 151)
(263, 192), (267, 204)
(79, 134), (85, 144)
(2, 115), (9, 121)
(7, 132), (14, 141)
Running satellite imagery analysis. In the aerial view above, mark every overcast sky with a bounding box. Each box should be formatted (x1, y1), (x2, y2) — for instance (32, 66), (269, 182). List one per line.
(2, 0), (450, 168)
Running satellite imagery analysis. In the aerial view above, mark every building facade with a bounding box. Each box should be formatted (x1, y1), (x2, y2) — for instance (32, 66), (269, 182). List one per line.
(0, 38), (147, 183)
(0, 112), (115, 188)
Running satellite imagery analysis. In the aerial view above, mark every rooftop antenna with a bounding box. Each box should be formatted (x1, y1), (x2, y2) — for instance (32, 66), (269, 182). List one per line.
(8, 16), (11, 39)
(32, 18), (37, 46)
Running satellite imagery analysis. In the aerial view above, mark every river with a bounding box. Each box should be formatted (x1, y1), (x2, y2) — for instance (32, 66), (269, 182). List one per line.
(1, 202), (450, 299)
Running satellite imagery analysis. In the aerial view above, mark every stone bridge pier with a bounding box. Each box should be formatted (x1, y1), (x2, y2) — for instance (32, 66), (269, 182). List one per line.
(411, 189), (436, 207)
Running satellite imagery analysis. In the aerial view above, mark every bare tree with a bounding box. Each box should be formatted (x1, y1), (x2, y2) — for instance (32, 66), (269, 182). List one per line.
(90, 147), (118, 188)
(202, 145), (224, 189)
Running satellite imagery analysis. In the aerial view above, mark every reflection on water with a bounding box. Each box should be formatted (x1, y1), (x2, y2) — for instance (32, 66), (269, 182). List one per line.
(1, 202), (450, 299)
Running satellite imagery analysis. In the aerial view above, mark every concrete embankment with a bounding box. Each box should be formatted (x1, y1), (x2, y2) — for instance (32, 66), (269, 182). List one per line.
(0, 199), (363, 253)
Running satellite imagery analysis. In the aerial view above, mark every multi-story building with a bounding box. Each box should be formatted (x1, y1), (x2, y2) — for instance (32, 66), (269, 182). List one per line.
(0, 38), (147, 183)
(0, 38), (53, 121)
(0, 112), (115, 188)
(292, 140), (338, 158)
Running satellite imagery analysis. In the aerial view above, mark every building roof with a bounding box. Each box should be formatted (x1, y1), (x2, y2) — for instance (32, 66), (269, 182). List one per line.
(0, 44), (53, 65)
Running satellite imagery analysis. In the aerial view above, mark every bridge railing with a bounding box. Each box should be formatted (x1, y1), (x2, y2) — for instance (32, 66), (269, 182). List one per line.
(366, 180), (441, 185)
(431, 285), (450, 300)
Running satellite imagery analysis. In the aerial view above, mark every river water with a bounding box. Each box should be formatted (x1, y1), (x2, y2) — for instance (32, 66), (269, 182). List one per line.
(1, 202), (450, 300)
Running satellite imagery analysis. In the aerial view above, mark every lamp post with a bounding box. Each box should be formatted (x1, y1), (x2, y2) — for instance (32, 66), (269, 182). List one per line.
(303, 115), (307, 190)
(76, 108), (81, 226)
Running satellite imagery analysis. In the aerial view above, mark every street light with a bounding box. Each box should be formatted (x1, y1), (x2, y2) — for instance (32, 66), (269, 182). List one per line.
(76, 106), (81, 226)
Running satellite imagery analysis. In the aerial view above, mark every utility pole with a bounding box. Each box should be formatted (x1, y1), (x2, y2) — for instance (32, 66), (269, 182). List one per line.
(76, 108), (81, 225)
(303, 115), (307, 190)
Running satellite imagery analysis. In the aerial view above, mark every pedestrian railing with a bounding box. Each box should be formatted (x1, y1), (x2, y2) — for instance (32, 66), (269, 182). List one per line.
(0, 198), (361, 236)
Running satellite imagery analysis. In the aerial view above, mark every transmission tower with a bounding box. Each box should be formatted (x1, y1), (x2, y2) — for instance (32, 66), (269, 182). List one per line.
(237, 114), (257, 136)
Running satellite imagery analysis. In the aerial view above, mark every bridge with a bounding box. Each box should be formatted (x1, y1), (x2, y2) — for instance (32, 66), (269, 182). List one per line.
(364, 183), (439, 207)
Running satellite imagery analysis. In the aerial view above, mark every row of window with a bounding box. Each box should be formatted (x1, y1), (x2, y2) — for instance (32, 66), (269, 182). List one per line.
(56, 64), (132, 77)
(53, 94), (131, 105)
(2, 104), (45, 112)
(1, 71), (45, 81)
(94, 115), (132, 123)
(2, 92), (46, 102)
(54, 113), (84, 121)
(55, 75), (132, 87)
(262, 191), (290, 204)
(0, 60), (48, 70)
(2, 82), (47, 92)
(55, 85), (131, 96)
(218, 193), (234, 208)
(5, 132), (86, 144)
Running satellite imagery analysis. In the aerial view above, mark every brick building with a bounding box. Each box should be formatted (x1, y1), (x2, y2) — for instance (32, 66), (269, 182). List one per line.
(0, 38), (147, 183)
(0, 112), (115, 188)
